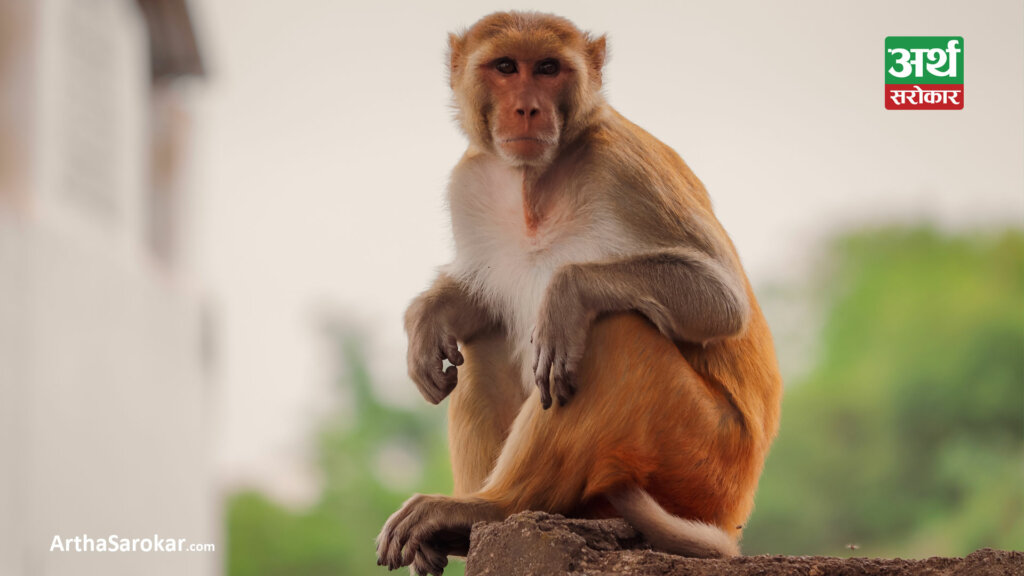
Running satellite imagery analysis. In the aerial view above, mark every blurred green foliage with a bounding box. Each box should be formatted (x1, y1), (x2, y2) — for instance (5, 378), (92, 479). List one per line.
(743, 227), (1024, 557)
(227, 227), (1023, 575)
(227, 332), (464, 576)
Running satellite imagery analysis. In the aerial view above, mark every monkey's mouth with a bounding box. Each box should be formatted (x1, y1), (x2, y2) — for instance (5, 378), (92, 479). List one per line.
(501, 137), (551, 144)
(496, 134), (558, 163)
(498, 134), (559, 149)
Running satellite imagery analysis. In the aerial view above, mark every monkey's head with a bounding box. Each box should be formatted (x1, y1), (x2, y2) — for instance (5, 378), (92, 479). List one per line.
(448, 12), (607, 167)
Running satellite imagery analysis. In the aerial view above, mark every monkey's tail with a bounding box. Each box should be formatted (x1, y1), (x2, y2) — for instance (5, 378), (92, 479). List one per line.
(607, 487), (739, 559)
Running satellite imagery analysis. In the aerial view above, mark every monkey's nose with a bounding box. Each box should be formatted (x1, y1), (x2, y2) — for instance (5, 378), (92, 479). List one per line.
(516, 108), (540, 118)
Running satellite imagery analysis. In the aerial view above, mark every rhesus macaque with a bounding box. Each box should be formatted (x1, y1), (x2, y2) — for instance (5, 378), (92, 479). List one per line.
(377, 11), (782, 575)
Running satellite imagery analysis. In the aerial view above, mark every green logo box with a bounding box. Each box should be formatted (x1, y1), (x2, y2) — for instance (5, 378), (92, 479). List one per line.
(885, 36), (963, 84)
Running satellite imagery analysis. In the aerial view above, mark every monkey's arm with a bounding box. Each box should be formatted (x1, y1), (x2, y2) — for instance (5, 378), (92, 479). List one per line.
(532, 247), (750, 408)
(406, 273), (500, 404)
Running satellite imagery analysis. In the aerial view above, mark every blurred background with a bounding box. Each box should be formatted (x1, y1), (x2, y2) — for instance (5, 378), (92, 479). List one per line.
(0, 1), (1020, 575)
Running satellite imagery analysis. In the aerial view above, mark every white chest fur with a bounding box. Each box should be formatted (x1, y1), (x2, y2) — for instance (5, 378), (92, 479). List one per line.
(445, 157), (636, 388)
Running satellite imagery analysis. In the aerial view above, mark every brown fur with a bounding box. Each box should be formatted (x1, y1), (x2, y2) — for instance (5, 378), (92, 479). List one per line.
(378, 12), (782, 575)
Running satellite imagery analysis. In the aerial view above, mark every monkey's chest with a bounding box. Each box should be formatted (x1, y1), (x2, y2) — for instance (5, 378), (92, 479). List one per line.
(448, 184), (633, 386)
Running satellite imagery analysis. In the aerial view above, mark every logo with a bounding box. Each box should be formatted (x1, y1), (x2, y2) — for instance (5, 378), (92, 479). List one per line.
(885, 37), (963, 110)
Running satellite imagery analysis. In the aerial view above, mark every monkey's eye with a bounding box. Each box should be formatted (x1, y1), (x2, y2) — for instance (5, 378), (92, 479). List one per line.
(536, 59), (560, 76)
(495, 59), (518, 75)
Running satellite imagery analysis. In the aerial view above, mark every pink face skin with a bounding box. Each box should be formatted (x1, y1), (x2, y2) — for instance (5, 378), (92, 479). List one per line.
(482, 56), (568, 165)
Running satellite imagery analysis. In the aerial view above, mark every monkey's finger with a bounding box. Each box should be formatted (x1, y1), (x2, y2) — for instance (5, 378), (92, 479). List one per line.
(401, 534), (419, 567)
(442, 336), (463, 366)
(411, 555), (440, 576)
(405, 533), (443, 574)
(552, 356), (565, 406)
(389, 500), (438, 569)
(377, 521), (399, 568)
(409, 363), (434, 402)
(382, 522), (405, 569)
(385, 528), (409, 570)
(411, 554), (434, 576)
(414, 545), (448, 576)
(534, 348), (553, 409)
(417, 380), (440, 405)
(564, 368), (578, 398)
(553, 355), (574, 407)
(393, 521), (436, 571)
(376, 514), (400, 566)
(411, 350), (445, 403)
(415, 364), (443, 404)
(426, 364), (457, 404)
(441, 366), (458, 396)
(382, 498), (422, 568)
(563, 350), (581, 399)
(424, 360), (453, 404)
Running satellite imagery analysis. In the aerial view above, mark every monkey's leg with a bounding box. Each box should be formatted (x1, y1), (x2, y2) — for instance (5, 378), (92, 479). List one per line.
(447, 331), (526, 495)
(379, 313), (754, 572)
(377, 333), (524, 575)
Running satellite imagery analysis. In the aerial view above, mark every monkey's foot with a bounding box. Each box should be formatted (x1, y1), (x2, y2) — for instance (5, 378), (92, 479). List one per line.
(376, 494), (503, 575)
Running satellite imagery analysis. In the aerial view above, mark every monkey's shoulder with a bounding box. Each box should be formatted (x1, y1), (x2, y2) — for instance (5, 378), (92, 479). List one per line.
(589, 109), (708, 193)
(571, 110), (722, 246)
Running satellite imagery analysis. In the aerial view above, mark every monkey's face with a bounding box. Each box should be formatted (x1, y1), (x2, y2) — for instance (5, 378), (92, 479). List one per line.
(448, 12), (607, 167)
(478, 54), (567, 166)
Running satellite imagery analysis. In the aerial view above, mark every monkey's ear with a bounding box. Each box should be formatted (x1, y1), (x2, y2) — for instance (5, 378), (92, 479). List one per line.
(586, 34), (608, 85)
(448, 33), (466, 88)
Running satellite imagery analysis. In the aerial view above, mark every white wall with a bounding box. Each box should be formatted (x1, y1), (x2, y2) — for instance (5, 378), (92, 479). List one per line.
(0, 217), (218, 576)
(0, 1), (219, 574)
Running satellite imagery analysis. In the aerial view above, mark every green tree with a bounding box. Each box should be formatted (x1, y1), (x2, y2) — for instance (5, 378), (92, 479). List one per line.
(744, 228), (1024, 557)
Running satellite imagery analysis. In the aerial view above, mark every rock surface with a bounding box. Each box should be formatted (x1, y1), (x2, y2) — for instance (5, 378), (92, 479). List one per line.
(464, 512), (1023, 576)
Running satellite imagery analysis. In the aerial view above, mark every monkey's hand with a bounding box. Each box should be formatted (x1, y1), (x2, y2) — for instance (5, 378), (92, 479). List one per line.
(376, 494), (501, 575)
(532, 267), (593, 409)
(406, 301), (464, 405)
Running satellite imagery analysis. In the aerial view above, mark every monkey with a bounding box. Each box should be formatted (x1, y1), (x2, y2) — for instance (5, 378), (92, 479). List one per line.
(377, 11), (783, 576)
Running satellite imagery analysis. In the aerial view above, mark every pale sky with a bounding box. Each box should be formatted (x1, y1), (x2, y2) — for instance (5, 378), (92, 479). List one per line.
(188, 0), (1023, 501)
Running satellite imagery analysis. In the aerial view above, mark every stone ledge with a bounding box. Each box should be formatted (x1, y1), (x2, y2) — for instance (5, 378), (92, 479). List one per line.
(464, 512), (1023, 576)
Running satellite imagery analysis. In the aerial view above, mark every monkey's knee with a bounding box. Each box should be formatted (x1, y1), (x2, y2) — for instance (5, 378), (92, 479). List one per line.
(571, 312), (695, 404)
(588, 312), (679, 358)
